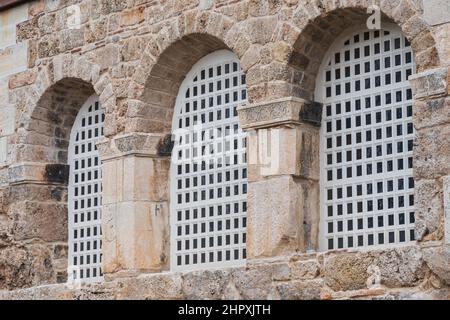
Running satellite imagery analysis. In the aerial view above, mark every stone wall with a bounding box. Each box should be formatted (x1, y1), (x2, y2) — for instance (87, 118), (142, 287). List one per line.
(0, 0), (449, 299)
(1, 247), (450, 300)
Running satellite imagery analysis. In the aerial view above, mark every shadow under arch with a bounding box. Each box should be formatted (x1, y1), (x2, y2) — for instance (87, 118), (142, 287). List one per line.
(19, 77), (98, 166)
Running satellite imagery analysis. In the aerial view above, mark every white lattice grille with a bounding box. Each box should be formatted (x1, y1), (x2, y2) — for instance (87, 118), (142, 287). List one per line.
(171, 50), (248, 271)
(318, 27), (416, 251)
(68, 95), (104, 283)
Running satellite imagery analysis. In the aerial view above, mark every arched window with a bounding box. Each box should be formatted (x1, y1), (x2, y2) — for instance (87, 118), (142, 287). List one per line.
(170, 50), (248, 271)
(68, 94), (104, 282)
(317, 25), (416, 251)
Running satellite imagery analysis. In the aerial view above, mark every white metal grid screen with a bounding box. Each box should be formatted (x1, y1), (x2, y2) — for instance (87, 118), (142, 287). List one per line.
(68, 95), (104, 283)
(171, 50), (248, 271)
(318, 26), (416, 251)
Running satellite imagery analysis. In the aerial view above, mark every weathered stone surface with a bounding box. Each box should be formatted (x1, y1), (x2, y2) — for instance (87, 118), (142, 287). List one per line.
(290, 259), (320, 280)
(423, 246), (450, 285)
(372, 247), (426, 288)
(0, 244), (58, 290)
(237, 97), (304, 130)
(414, 97), (450, 129)
(118, 273), (184, 300)
(324, 247), (427, 292)
(247, 176), (305, 259)
(414, 179), (444, 240)
(231, 265), (273, 299)
(182, 270), (231, 299)
(423, 0), (450, 25)
(9, 201), (67, 242)
(415, 125), (450, 179)
(409, 68), (448, 99)
(323, 252), (373, 291)
(443, 176), (450, 244)
(275, 279), (323, 300)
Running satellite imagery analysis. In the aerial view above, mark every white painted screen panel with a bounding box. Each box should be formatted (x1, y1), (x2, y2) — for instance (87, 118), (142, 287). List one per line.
(318, 26), (416, 251)
(68, 95), (104, 283)
(170, 50), (248, 271)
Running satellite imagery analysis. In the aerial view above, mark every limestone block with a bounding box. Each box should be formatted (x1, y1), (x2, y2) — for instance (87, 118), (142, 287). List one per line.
(0, 3), (29, 48)
(122, 156), (169, 202)
(8, 163), (47, 185)
(413, 97), (450, 130)
(0, 77), (8, 103)
(8, 69), (38, 89)
(423, 0), (450, 26)
(237, 97), (304, 130)
(8, 200), (68, 242)
(247, 175), (306, 259)
(443, 176), (450, 244)
(101, 154), (169, 204)
(0, 137), (7, 165)
(423, 246), (450, 285)
(101, 160), (121, 205)
(231, 265), (273, 299)
(246, 125), (319, 180)
(99, 133), (168, 160)
(409, 67), (448, 100)
(415, 124), (450, 179)
(120, 7), (145, 27)
(323, 246), (426, 291)
(0, 244), (56, 290)
(275, 279), (323, 300)
(372, 246), (425, 288)
(271, 262), (291, 281)
(117, 273), (183, 300)
(182, 269), (231, 299)
(103, 201), (169, 274)
(414, 179), (444, 240)
(199, 0), (214, 10)
(0, 43), (28, 78)
(125, 201), (168, 270)
(323, 252), (373, 291)
(290, 259), (320, 280)
(91, 44), (120, 71)
(101, 203), (119, 274)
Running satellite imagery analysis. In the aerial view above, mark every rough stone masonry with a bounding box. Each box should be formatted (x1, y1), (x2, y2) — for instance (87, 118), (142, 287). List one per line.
(0, 0), (450, 300)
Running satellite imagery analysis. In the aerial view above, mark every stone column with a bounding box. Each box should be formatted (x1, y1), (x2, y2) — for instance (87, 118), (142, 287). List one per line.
(97, 133), (172, 279)
(409, 67), (449, 242)
(237, 97), (322, 260)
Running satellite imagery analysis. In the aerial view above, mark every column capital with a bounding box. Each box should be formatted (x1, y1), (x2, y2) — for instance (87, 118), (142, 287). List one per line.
(97, 132), (173, 162)
(237, 97), (322, 130)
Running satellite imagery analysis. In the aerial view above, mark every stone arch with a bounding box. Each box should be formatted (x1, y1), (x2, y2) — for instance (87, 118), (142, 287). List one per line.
(18, 77), (96, 165)
(13, 54), (115, 164)
(4, 58), (112, 287)
(283, 4), (440, 101)
(127, 6), (261, 134)
(128, 33), (243, 134)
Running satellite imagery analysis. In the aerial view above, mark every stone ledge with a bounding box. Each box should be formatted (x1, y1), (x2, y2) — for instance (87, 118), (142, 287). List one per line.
(97, 133), (171, 161)
(409, 67), (449, 100)
(7, 163), (65, 185)
(237, 97), (322, 130)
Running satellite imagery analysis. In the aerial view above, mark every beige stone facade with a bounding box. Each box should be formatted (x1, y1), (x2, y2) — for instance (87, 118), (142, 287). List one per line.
(0, 0), (450, 300)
